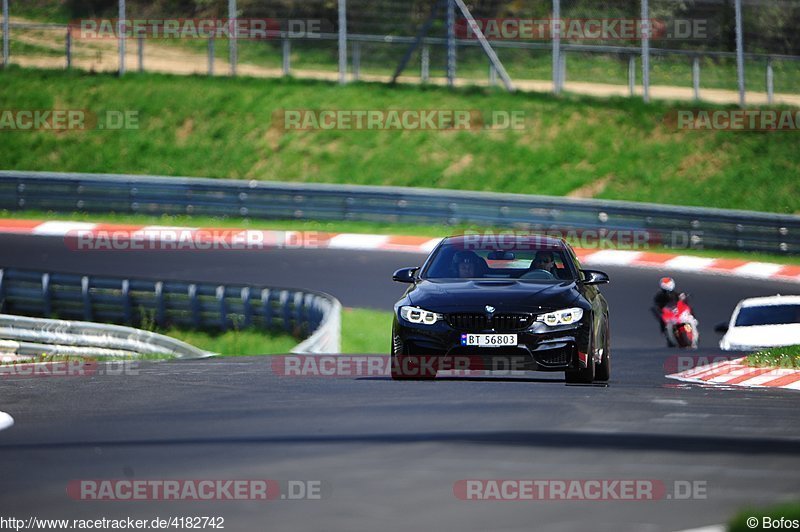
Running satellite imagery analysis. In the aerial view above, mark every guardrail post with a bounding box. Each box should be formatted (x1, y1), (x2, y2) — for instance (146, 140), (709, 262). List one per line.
(766, 57), (774, 104)
(41, 273), (52, 316)
(188, 284), (201, 329)
(154, 281), (165, 327)
(81, 276), (92, 321)
(66, 28), (72, 69)
(121, 279), (132, 324)
(692, 56), (700, 100)
(261, 288), (273, 329)
(216, 285), (227, 330)
(282, 37), (290, 76)
(241, 287), (252, 328)
(280, 290), (291, 333)
(292, 292), (304, 333)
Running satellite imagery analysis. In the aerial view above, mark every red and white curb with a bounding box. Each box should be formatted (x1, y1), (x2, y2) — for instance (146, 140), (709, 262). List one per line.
(667, 357), (800, 391)
(1, 219), (800, 283)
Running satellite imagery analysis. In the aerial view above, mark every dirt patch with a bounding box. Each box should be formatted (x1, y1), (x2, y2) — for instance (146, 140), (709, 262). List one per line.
(567, 174), (613, 198)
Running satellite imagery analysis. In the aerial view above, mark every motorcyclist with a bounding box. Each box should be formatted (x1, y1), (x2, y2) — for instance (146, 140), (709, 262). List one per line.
(652, 277), (692, 346)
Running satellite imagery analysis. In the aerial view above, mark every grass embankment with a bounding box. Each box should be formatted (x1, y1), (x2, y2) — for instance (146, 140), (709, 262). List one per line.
(1, 68), (798, 214)
(162, 308), (392, 356)
(746, 345), (800, 369)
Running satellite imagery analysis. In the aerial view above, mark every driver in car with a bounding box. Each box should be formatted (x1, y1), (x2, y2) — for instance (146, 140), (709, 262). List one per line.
(452, 250), (482, 278)
(531, 251), (557, 275)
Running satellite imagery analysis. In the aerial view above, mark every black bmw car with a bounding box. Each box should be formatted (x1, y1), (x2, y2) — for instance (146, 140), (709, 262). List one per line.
(391, 234), (611, 383)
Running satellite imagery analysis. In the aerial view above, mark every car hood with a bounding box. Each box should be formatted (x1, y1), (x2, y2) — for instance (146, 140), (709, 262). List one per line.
(722, 324), (800, 350)
(407, 279), (583, 312)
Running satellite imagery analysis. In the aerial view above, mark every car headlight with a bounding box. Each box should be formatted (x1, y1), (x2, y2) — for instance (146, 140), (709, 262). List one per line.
(536, 307), (584, 326)
(400, 306), (443, 325)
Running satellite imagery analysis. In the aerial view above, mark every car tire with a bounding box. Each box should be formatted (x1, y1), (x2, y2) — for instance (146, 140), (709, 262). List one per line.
(595, 322), (611, 382)
(565, 349), (595, 384)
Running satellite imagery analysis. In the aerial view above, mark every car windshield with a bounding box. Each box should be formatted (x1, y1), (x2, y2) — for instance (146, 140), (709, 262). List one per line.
(734, 304), (800, 326)
(422, 243), (575, 281)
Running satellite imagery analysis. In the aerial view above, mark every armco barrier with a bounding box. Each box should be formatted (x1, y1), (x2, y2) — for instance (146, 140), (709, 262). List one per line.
(0, 314), (213, 360)
(1, 171), (798, 254)
(0, 269), (341, 355)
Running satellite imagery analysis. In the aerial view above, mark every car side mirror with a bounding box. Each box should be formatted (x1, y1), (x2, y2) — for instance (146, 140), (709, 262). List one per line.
(392, 267), (418, 283)
(714, 321), (729, 334)
(581, 269), (610, 285)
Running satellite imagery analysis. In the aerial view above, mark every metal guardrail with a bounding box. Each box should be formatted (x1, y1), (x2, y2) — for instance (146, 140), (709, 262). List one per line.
(1, 171), (798, 254)
(0, 313), (213, 359)
(0, 268), (341, 355)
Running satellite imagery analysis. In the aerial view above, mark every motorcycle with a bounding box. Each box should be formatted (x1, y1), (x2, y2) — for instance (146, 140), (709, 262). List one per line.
(661, 299), (699, 349)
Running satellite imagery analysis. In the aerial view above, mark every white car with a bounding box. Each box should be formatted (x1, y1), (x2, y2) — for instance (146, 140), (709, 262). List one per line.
(716, 295), (800, 351)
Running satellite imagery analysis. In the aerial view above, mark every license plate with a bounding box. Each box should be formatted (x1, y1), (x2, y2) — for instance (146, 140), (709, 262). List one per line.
(461, 334), (517, 347)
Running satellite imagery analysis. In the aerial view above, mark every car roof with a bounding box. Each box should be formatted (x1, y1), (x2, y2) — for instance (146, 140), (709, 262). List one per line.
(738, 295), (800, 308)
(440, 234), (567, 249)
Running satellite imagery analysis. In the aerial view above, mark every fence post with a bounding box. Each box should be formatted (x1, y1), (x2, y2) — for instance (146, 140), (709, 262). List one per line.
(446, 0), (456, 88)
(640, 0), (650, 102)
(628, 55), (635, 96)
(118, 0), (126, 75)
(559, 50), (566, 89)
(2, 0), (8, 68)
(489, 61), (497, 86)
(154, 281), (165, 327)
(421, 44), (430, 82)
(338, 0), (347, 84)
(121, 279), (131, 324)
(228, 0), (237, 77)
(261, 288), (273, 329)
(766, 57), (774, 104)
(208, 34), (214, 75)
(137, 34), (144, 73)
(189, 284), (201, 328)
(66, 27), (72, 69)
(692, 56), (700, 100)
(552, 0), (561, 94)
(352, 40), (360, 81)
(282, 37), (290, 76)
(734, 0), (745, 107)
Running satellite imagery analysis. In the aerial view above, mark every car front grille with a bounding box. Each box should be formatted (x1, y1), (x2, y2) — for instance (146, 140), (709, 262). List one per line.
(447, 313), (533, 332)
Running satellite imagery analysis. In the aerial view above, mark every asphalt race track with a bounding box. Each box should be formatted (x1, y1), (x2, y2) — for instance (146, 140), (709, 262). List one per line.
(1, 233), (799, 532)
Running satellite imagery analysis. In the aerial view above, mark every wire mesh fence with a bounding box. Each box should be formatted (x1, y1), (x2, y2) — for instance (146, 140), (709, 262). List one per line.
(2, 0), (799, 104)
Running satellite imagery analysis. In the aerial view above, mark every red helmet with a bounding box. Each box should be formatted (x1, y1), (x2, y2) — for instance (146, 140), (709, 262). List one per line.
(659, 277), (676, 291)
